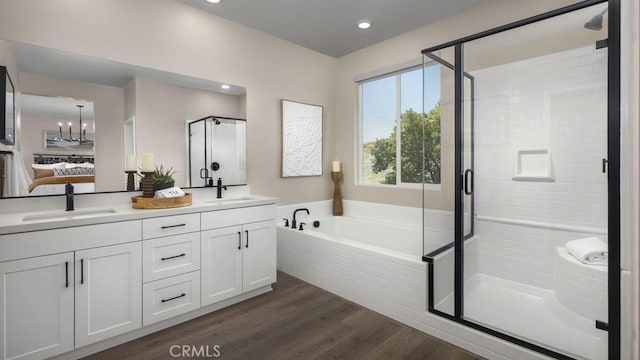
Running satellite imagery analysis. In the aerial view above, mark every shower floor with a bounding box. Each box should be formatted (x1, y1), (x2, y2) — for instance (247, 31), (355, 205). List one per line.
(436, 273), (606, 360)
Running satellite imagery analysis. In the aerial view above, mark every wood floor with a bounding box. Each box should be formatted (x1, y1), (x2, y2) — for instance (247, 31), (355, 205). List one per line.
(85, 272), (482, 360)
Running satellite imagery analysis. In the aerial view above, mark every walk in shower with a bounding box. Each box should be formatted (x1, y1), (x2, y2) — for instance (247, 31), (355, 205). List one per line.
(422, 1), (620, 359)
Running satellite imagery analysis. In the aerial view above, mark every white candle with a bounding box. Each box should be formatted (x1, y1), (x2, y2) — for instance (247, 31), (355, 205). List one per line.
(141, 152), (154, 172)
(332, 160), (341, 172)
(126, 154), (136, 171)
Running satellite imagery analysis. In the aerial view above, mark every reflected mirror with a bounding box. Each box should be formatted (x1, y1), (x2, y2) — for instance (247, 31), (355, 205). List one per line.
(1, 65), (15, 145)
(0, 40), (247, 198)
(123, 116), (135, 168)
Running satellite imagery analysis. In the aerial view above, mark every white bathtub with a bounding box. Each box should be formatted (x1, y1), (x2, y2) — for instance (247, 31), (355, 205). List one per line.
(290, 215), (423, 261)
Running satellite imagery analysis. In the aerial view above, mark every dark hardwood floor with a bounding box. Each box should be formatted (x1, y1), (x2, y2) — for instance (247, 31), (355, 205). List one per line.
(85, 272), (482, 360)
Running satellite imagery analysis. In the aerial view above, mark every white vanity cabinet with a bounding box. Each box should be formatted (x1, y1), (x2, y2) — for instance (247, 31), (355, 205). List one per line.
(0, 198), (277, 360)
(0, 221), (142, 360)
(0, 253), (75, 360)
(201, 205), (277, 306)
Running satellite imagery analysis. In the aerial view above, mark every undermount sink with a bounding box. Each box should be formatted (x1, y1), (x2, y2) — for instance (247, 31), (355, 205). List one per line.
(22, 207), (118, 222)
(204, 196), (257, 205)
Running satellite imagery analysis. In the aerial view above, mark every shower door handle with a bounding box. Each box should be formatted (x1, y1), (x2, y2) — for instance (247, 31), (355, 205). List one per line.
(200, 168), (209, 179)
(464, 169), (474, 195)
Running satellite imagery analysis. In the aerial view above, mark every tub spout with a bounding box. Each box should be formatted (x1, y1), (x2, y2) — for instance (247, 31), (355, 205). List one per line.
(291, 208), (310, 229)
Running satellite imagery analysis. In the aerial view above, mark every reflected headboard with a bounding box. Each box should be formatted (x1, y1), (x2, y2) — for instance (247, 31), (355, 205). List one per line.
(33, 153), (94, 165)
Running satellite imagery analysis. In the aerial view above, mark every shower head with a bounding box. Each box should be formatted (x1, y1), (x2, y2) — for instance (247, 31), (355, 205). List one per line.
(215, 119), (221, 125)
(584, 8), (607, 31)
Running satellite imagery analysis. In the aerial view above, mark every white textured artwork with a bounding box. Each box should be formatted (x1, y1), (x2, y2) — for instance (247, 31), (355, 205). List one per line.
(282, 100), (323, 177)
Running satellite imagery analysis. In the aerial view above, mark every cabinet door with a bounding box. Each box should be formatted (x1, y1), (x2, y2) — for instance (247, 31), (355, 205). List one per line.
(201, 226), (243, 306)
(75, 242), (142, 348)
(242, 220), (277, 292)
(0, 253), (74, 360)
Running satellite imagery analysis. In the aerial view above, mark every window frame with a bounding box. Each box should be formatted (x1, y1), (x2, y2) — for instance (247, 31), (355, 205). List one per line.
(356, 63), (441, 190)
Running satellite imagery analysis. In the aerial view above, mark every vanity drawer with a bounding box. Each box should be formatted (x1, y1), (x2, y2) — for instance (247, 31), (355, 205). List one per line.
(142, 213), (200, 239)
(201, 204), (276, 230)
(0, 221), (142, 263)
(143, 232), (200, 282)
(142, 271), (201, 326)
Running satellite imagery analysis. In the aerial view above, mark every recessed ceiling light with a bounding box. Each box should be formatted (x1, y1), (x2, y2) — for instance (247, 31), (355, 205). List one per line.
(205, 0), (222, 4)
(357, 20), (371, 30)
(221, 84), (230, 90)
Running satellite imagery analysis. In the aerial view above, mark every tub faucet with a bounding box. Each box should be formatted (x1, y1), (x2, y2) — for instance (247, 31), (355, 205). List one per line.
(65, 182), (74, 211)
(216, 178), (227, 199)
(291, 208), (309, 229)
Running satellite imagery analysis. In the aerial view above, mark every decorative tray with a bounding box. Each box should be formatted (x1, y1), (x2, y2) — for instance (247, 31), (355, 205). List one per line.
(131, 193), (192, 209)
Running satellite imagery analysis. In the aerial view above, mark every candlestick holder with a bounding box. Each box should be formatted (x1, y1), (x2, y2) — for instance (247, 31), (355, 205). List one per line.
(331, 171), (343, 216)
(141, 172), (154, 198)
(125, 171), (138, 191)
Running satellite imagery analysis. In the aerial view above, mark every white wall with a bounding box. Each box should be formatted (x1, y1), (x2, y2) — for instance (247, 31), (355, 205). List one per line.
(0, 0), (337, 205)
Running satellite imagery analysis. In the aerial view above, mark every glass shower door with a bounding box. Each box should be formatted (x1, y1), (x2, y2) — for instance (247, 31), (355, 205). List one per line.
(423, 2), (617, 359)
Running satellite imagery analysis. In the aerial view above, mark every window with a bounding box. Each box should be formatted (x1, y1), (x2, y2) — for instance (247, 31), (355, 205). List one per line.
(359, 64), (441, 186)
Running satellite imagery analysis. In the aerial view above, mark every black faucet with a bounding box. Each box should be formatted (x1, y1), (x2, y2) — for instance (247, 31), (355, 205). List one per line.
(291, 208), (309, 229)
(65, 182), (74, 211)
(216, 178), (227, 199)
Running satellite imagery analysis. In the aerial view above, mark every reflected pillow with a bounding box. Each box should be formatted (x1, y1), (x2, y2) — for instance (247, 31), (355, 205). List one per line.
(32, 162), (66, 170)
(53, 167), (95, 176)
(65, 162), (95, 169)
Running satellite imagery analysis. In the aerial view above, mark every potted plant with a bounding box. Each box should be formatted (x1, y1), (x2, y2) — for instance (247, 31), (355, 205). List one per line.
(151, 165), (176, 191)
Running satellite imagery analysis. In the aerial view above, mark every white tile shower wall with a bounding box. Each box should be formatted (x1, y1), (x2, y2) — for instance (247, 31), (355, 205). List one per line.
(473, 45), (608, 230)
(468, 45), (609, 307)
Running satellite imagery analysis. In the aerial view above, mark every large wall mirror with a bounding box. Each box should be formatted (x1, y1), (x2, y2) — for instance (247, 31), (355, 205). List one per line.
(0, 40), (247, 199)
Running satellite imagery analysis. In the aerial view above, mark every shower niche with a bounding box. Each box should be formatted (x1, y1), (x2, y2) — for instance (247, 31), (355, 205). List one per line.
(512, 149), (554, 182)
(187, 116), (247, 188)
(422, 1), (619, 359)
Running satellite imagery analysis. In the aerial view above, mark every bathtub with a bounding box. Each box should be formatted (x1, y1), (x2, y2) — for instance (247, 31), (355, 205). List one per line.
(285, 215), (423, 261)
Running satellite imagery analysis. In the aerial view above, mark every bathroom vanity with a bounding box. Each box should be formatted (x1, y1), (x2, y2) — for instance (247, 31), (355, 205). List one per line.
(0, 195), (277, 360)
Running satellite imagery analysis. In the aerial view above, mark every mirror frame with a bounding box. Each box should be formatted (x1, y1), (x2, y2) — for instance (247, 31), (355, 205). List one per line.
(0, 65), (15, 145)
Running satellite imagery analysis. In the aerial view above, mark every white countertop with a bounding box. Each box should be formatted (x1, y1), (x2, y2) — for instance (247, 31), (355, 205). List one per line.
(0, 195), (278, 236)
